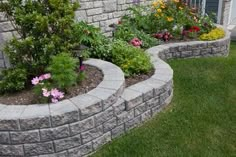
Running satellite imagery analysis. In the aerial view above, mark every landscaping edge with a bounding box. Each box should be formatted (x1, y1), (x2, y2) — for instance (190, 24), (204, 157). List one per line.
(0, 26), (231, 157)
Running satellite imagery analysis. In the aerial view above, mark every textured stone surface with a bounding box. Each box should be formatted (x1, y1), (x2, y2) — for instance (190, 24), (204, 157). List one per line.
(121, 89), (143, 110)
(54, 134), (82, 152)
(10, 130), (40, 144)
(0, 144), (24, 156)
(0, 132), (10, 144)
(24, 142), (54, 156)
(68, 142), (93, 157)
(40, 125), (70, 142)
(92, 132), (111, 150)
(81, 125), (103, 144)
(70, 117), (94, 136)
(49, 100), (80, 127)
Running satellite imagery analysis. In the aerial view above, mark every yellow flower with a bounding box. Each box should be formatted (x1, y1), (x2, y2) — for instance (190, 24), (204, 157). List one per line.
(167, 17), (174, 22)
(152, 1), (158, 7)
(179, 6), (183, 10)
(173, 0), (179, 2)
(161, 5), (165, 9)
(157, 9), (162, 13)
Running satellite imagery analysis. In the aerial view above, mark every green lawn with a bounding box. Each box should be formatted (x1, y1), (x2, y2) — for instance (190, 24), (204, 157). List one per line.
(92, 41), (236, 157)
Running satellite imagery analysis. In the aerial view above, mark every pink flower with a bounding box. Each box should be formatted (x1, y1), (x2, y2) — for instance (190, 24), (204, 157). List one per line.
(43, 73), (51, 79)
(130, 38), (142, 47)
(51, 98), (58, 103)
(31, 77), (40, 85)
(50, 88), (64, 99)
(39, 73), (51, 81)
(42, 88), (50, 97)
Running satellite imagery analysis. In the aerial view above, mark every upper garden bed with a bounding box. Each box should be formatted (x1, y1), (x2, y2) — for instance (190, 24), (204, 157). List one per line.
(0, 0), (231, 156)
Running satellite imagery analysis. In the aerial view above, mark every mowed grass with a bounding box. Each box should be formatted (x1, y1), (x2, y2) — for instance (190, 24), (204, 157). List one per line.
(92, 42), (236, 157)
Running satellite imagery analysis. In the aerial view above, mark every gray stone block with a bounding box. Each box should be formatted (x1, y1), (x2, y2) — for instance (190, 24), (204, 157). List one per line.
(113, 98), (126, 115)
(20, 104), (50, 130)
(40, 125), (70, 142)
(0, 106), (26, 131)
(111, 124), (125, 139)
(117, 110), (134, 125)
(0, 144), (24, 156)
(0, 132), (10, 144)
(68, 142), (93, 157)
(81, 125), (103, 144)
(10, 130), (40, 144)
(121, 89), (143, 110)
(143, 78), (166, 96)
(128, 83), (154, 102)
(141, 110), (152, 121)
(104, 0), (117, 12)
(24, 142), (54, 156)
(103, 117), (117, 133)
(38, 151), (68, 157)
(54, 134), (82, 152)
(92, 132), (111, 150)
(134, 103), (147, 116)
(94, 107), (114, 126)
(70, 94), (102, 120)
(49, 100), (80, 127)
(88, 88), (118, 110)
(146, 96), (160, 109)
(70, 117), (94, 136)
(125, 116), (141, 131)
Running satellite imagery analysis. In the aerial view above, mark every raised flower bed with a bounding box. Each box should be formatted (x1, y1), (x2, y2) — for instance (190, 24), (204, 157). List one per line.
(0, 26), (231, 156)
(0, 0), (232, 156)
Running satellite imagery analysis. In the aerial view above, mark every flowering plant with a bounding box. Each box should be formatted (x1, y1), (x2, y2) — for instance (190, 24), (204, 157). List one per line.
(31, 73), (65, 103)
(129, 38), (142, 47)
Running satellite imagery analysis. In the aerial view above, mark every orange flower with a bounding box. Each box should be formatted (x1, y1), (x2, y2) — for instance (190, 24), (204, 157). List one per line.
(161, 5), (165, 9)
(167, 17), (174, 22)
(173, 0), (179, 3)
(157, 9), (162, 13)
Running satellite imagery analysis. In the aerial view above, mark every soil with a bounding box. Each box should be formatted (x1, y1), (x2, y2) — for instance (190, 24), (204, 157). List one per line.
(125, 68), (155, 87)
(0, 65), (103, 105)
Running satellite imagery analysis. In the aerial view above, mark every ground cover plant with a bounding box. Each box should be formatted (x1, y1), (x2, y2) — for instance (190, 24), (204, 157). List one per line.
(92, 41), (236, 157)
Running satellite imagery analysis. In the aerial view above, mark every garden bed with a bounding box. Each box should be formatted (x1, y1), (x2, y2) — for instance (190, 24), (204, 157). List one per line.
(0, 65), (103, 105)
(0, 26), (231, 156)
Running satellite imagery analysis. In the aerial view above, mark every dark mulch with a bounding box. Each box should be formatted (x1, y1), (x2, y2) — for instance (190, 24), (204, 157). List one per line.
(125, 68), (155, 87)
(0, 65), (103, 105)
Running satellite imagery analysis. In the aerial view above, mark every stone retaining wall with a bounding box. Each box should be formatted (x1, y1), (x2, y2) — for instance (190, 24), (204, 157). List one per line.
(0, 27), (231, 157)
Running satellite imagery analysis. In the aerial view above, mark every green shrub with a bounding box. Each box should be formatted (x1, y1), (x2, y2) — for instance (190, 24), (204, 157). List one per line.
(111, 40), (153, 76)
(114, 21), (159, 49)
(0, 68), (27, 93)
(47, 53), (78, 90)
(1, 0), (79, 76)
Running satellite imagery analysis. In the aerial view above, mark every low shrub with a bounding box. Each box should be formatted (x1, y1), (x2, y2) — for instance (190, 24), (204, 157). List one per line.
(199, 28), (225, 41)
(47, 53), (78, 90)
(111, 40), (153, 76)
(0, 68), (27, 93)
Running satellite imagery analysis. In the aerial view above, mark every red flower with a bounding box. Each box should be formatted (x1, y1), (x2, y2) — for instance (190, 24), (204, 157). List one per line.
(189, 26), (200, 32)
(118, 20), (122, 25)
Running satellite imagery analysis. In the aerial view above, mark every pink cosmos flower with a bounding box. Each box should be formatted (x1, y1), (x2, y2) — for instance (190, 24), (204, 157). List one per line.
(43, 73), (51, 79)
(50, 88), (64, 99)
(39, 73), (51, 81)
(42, 88), (50, 97)
(51, 98), (58, 103)
(31, 77), (40, 85)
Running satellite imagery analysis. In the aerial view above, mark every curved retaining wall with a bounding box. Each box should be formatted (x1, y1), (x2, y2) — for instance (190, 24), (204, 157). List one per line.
(0, 27), (231, 157)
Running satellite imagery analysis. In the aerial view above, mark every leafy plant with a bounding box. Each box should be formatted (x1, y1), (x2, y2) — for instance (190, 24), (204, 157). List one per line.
(47, 53), (78, 90)
(0, 68), (27, 93)
(111, 40), (153, 76)
(1, 0), (79, 76)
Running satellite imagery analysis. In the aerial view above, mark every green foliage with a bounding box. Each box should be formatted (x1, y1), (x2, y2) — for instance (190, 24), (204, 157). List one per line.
(114, 20), (159, 49)
(2, 0), (79, 76)
(111, 40), (153, 76)
(47, 53), (78, 90)
(0, 68), (27, 93)
(197, 13), (216, 34)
